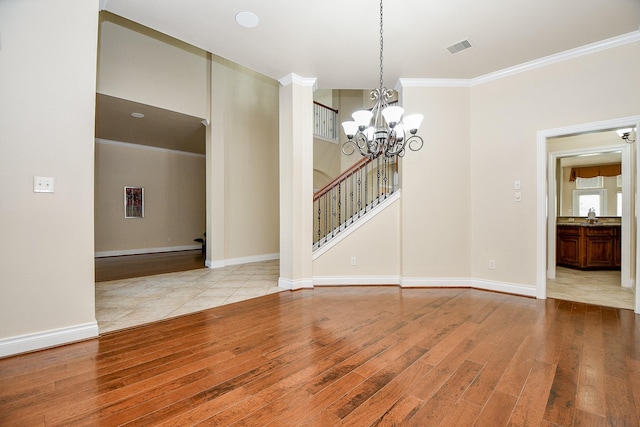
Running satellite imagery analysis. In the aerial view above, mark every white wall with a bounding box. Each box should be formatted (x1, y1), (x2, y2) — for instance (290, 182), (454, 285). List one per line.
(0, 0), (99, 353)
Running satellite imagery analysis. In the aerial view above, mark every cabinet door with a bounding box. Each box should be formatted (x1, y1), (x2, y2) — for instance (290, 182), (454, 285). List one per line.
(557, 235), (581, 267)
(585, 236), (614, 268)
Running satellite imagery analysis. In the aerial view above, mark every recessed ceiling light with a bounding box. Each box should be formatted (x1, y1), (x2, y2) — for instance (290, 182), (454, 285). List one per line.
(235, 11), (259, 28)
(131, 112), (144, 118)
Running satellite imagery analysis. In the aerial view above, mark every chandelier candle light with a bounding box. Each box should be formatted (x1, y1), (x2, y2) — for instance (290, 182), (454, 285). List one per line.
(342, 0), (424, 159)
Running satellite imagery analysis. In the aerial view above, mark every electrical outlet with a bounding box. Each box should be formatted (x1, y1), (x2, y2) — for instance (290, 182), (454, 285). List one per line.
(489, 259), (496, 270)
(350, 257), (356, 266)
(34, 176), (54, 193)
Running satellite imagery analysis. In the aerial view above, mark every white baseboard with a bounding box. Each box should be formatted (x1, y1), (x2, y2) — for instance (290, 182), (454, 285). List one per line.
(314, 276), (401, 286)
(468, 279), (537, 297)
(0, 322), (99, 358)
(95, 245), (201, 258)
(313, 276), (535, 298)
(400, 276), (535, 297)
(401, 277), (471, 288)
(206, 253), (279, 269)
(278, 277), (313, 290)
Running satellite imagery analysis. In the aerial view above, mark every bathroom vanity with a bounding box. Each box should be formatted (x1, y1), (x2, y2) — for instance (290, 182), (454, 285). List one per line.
(556, 221), (621, 270)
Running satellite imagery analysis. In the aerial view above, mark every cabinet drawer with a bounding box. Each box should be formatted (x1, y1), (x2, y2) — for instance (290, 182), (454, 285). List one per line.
(585, 227), (616, 237)
(557, 226), (580, 236)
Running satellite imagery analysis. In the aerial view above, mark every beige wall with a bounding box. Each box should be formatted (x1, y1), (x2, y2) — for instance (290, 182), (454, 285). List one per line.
(400, 86), (472, 279)
(313, 199), (401, 277)
(97, 12), (209, 118)
(95, 141), (205, 254)
(0, 0), (98, 341)
(210, 57), (280, 261)
(469, 42), (640, 288)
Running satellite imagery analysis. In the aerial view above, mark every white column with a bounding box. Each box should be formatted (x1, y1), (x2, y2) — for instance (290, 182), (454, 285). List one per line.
(278, 74), (316, 289)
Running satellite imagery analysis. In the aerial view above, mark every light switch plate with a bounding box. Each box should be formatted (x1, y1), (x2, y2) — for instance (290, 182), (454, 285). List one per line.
(34, 176), (54, 193)
(514, 191), (522, 202)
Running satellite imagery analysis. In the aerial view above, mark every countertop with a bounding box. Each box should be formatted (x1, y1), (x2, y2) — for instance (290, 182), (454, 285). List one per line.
(557, 222), (620, 227)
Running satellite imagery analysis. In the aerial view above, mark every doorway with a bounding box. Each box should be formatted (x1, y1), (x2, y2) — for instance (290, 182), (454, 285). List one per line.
(536, 116), (640, 313)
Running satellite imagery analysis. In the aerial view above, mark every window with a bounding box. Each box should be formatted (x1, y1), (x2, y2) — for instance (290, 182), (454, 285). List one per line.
(575, 176), (603, 189)
(572, 189), (606, 217)
(617, 191), (622, 216)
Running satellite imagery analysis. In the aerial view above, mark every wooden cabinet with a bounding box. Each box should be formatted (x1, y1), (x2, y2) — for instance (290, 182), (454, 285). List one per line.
(556, 224), (620, 270)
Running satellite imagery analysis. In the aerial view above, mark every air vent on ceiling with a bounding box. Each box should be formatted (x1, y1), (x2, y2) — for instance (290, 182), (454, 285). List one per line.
(446, 39), (472, 54)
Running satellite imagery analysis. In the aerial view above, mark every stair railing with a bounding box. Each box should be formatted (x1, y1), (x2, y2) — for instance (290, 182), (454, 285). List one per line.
(313, 155), (398, 250)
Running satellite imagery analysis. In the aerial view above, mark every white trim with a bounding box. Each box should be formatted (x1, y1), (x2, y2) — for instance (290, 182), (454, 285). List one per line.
(0, 322), (98, 358)
(314, 276), (401, 286)
(396, 31), (640, 89)
(206, 252), (280, 269)
(313, 276), (535, 297)
(278, 277), (313, 290)
(312, 191), (401, 260)
(278, 73), (318, 90)
(400, 277), (536, 297)
(537, 116), (640, 308)
(95, 245), (201, 258)
(95, 138), (206, 158)
(401, 277), (470, 288)
(468, 279), (537, 297)
(398, 78), (472, 89)
(472, 31), (640, 85)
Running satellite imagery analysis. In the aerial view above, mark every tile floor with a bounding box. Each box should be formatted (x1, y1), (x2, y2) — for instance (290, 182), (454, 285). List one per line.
(97, 261), (635, 333)
(547, 266), (634, 310)
(96, 259), (283, 333)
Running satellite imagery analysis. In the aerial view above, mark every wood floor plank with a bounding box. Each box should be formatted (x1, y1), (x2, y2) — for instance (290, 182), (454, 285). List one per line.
(1, 287), (638, 426)
(507, 360), (556, 426)
(475, 390), (518, 427)
(406, 359), (483, 426)
(543, 302), (585, 425)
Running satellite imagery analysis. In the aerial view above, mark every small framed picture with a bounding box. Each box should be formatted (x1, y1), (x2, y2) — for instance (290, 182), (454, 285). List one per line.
(124, 186), (144, 218)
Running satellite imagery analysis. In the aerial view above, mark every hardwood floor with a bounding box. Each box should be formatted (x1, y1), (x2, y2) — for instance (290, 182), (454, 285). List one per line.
(95, 250), (205, 282)
(1, 287), (639, 426)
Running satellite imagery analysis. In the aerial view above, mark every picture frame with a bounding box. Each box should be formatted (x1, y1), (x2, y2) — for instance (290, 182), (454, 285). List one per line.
(124, 186), (144, 218)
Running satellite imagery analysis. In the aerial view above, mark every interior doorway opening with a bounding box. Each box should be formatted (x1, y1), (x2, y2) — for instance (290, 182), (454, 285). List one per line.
(536, 116), (639, 313)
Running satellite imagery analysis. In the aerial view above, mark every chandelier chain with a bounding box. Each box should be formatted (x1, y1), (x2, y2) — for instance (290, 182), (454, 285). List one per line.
(379, 0), (384, 91)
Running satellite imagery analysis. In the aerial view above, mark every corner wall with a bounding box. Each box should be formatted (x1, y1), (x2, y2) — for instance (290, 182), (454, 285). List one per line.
(0, 0), (99, 355)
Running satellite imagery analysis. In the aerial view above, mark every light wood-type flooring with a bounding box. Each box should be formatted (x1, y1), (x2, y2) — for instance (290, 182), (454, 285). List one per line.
(2, 286), (639, 426)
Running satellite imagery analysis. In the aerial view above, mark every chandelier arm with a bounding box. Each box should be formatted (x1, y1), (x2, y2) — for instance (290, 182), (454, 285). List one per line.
(406, 135), (424, 152)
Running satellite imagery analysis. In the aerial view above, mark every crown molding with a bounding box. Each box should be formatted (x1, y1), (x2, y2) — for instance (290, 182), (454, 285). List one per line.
(397, 31), (640, 89)
(397, 78), (471, 89)
(472, 30), (640, 86)
(278, 73), (318, 90)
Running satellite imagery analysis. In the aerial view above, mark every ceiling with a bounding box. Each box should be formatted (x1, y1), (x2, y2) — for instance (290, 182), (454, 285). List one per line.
(97, 0), (640, 153)
(102, 0), (640, 89)
(96, 94), (205, 154)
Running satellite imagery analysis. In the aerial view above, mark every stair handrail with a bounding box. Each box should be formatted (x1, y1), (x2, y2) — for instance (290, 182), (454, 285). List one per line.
(313, 156), (371, 202)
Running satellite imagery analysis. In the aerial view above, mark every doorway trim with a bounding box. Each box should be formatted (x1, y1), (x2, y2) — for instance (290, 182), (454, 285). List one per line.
(536, 115), (640, 312)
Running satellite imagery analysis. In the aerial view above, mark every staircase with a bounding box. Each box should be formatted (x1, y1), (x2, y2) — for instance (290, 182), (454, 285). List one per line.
(313, 155), (398, 250)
